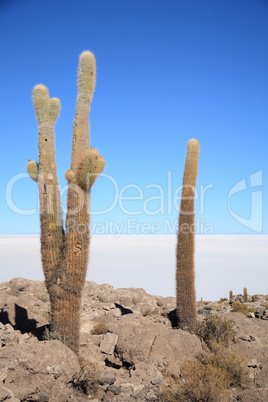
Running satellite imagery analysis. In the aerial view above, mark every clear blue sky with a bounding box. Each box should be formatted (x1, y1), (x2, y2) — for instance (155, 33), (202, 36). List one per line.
(1, 0), (267, 235)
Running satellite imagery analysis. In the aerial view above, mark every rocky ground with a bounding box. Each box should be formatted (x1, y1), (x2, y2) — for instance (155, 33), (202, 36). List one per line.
(0, 278), (267, 401)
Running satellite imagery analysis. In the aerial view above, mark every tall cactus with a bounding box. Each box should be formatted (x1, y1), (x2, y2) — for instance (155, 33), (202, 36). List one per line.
(27, 51), (105, 354)
(176, 138), (200, 330)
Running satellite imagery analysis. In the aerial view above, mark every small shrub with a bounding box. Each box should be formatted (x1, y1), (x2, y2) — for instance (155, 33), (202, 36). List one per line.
(219, 298), (227, 303)
(197, 344), (250, 389)
(195, 315), (236, 349)
(42, 327), (72, 347)
(97, 294), (105, 303)
(42, 326), (51, 341)
(91, 323), (108, 335)
(160, 344), (250, 402)
(160, 361), (229, 401)
(142, 308), (158, 317)
(73, 357), (104, 398)
(231, 302), (256, 317)
(35, 293), (49, 303)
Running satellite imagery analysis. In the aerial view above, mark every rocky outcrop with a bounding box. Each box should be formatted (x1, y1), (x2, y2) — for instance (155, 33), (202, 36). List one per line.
(0, 278), (268, 401)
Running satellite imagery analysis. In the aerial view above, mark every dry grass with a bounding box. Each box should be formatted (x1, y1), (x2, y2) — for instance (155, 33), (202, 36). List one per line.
(231, 302), (256, 317)
(160, 361), (230, 401)
(91, 323), (108, 335)
(160, 344), (250, 402)
(142, 308), (159, 317)
(195, 315), (236, 349)
(97, 294), (105, 303)
(42, 327), (74, 349)
(197, 343), (250, 389)
(160, 315), (250, 401)
(35, 292), (49, 303)
(219, 298), (227, 303)
(72, 357), (104, 399)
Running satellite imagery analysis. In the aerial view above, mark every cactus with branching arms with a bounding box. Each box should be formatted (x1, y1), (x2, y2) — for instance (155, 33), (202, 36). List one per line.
(27, 51), (105, 354)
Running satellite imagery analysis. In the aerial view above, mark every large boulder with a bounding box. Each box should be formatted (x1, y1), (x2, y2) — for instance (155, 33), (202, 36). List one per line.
(0, 340), (80, 401)
(108, 314), (202, 376)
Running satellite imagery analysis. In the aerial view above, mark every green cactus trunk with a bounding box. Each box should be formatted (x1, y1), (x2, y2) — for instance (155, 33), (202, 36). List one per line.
(176, 139), (200, 330)
(27, 52), (105, 354)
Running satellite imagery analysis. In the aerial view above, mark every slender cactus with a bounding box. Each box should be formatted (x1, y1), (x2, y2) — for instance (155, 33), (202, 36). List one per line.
(243, 287), (248, 303)
(229, 290), (233, 300)
(27, 51), (105, 354)
(176, 138), (200, 330)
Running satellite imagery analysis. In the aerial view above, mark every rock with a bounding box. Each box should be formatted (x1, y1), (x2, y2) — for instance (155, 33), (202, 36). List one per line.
(103, 390), (116, 401)
(0, 323), (20, 346)
(239, 334), (256, 342)
(0, 364), (8, 382)
(0, 279), (268, 401)
(224, 312), (268, 389)
(9, 278), (30, 296)
(0, 293), (49, 334)
(108, 385), (122, 395)
(0, 386), (14, 400)
(99, 371), (116, 385)
(236, 388), (268, 401)
(100, 333), (118, 355)
(112, 308), (122, 318)
(248, 359), (261, 368)
(38, 396), (50, 402)
(80, 319), (94, 333)
(130, 362), (163, 385)
(198, 308), (212, 315)
(109, 315), (202, 376)
(0, 340), (80, 400)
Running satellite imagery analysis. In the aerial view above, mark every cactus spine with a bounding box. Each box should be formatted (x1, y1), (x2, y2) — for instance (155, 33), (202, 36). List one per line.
(243, 287), (248, 303)
(176, 138), (200, 329)
(27, 51), (105, 354)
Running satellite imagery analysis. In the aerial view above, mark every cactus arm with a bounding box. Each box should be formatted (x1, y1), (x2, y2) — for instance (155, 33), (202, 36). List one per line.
(176, 138), (200, 329)
(27, 160), (39, 182)
(77, 147), (106, 190)
(32, 84), (64, 289)
(71, 51), (96, 171)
